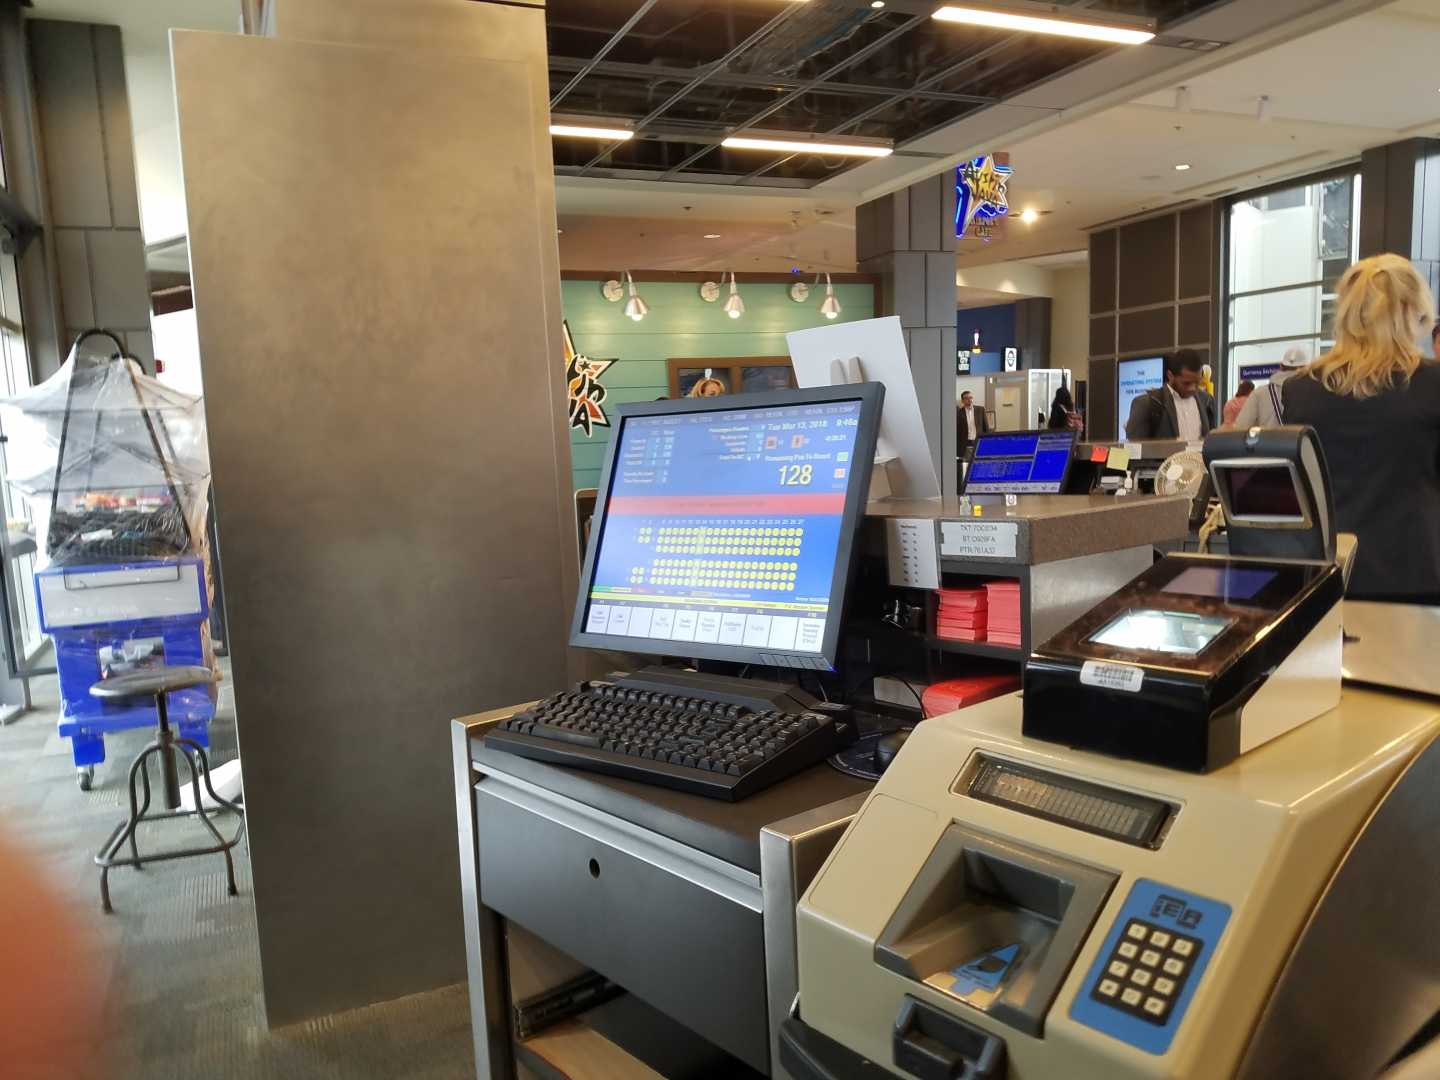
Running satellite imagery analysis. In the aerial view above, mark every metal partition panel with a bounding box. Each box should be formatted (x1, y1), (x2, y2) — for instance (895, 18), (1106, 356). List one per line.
(173, 28), (570, 1025)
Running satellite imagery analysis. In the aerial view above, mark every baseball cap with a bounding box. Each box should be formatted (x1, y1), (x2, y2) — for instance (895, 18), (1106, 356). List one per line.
(1280, 347), (1309, 368)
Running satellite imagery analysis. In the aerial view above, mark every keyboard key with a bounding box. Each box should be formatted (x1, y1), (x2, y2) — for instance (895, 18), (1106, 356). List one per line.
(1143, 996), (1167, 1017)
(1097, 979), (1120, 997)
(1121, 988), (1142, 1007)
(1130, 969), (1152, 988)
(1153, 977), (1176, 996)
(1149, 930), (1172, 949)
(1107, 961), (1129, 979)
(530, 723), (603, 748)
(1140, 950), (1161, 967)
(1172, 939), (1195, 958)
(1162, 958), (1185, 977)
(1117, 942), (1139, 960)
(1125, 923), (1148, 941)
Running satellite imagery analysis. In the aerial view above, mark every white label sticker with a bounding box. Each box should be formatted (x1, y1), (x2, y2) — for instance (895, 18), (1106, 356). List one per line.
(886, 518), (941, 588)
(1080, 661), (1145, 694)
(940, 520), (1019, 559)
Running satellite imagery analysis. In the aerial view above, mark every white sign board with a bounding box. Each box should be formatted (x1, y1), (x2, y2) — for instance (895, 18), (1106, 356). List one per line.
(788, 316), (942, 500)
(885, 518), (941, 589)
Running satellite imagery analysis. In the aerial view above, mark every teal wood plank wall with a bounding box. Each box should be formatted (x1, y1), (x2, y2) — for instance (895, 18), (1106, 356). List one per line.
(564, 278), (877, 491)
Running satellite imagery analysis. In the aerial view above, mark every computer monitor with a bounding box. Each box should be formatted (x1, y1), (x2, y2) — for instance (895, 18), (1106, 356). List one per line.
(570, 384), (884, 670)
(1117, 356), (1165, 439)
(961, 429), (1077, 495)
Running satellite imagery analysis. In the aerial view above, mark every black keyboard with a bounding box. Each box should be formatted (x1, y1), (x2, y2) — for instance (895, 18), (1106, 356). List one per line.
(484, 680), (852, 801)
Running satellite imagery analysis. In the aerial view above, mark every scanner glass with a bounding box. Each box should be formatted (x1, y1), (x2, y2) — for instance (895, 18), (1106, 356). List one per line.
(1088, 610), (1231, 657)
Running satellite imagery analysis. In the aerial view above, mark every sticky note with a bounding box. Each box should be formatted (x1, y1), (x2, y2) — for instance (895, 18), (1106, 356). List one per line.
(1090, 445), (1109, 463)
(1106, 446), (1131, 471)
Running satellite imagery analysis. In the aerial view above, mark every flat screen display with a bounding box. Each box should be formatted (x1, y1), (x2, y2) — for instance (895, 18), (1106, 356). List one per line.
(1088, 609), (1232, 656)
(1164, 566), (1278, 602)
(964, 430), (1076, 494)
(1220, 465), (1304, 519)
(580, 397), (866, 659)
(1117, 357), (1165, 439)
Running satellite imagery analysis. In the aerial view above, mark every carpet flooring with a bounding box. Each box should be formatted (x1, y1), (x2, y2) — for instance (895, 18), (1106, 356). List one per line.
(1, 668), (476, 1080)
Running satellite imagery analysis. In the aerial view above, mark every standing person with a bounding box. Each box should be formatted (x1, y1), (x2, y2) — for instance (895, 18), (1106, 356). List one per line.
(1234, 347), (1309, 429)
(1222, 380), (1255, 427)
(957, 390), (989, 457)
(1124, 349), (1217, 440)
(1283, 253), (1440, 600)
(1047, 385), (1082, 431)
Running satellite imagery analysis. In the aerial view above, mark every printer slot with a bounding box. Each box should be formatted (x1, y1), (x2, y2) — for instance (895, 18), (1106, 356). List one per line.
(875, 826), (1115, 1038)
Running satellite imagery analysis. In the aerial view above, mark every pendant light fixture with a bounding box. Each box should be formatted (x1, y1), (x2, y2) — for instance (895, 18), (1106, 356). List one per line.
(723, 272), (745, 320)
(818, 273), (841, 320)
(623, 270), (648, 322)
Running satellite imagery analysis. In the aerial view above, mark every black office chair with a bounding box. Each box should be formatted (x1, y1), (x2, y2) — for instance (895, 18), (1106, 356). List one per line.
(90, 665), (246, 913)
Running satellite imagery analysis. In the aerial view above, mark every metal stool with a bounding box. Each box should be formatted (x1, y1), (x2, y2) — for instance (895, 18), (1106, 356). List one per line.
(91, 665), (245, 913)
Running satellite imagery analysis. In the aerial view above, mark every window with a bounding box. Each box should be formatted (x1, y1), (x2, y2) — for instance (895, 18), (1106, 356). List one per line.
(666, 356), (796, 399)
(1224, 172), (1361, 396)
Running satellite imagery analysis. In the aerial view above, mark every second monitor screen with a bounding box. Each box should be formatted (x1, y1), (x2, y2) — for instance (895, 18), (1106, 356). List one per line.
(583, 400), (864, 656)
(966, 431), (1075, 495)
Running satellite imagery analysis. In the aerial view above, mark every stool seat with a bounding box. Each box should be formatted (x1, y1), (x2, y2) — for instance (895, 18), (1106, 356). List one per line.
(90, 665), (218, 701)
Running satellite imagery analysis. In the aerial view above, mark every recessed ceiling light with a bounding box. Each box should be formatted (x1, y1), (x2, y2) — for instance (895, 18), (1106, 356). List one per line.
(932, 5), (1154, 45)
(703, 233), (722, 239)
(870, 0), (885, 7)
(722, 132), (893, 158)
(1175, 163), (1192, 171)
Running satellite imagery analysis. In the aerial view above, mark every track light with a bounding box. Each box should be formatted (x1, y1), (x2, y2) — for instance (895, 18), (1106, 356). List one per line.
(932, 4), (1154, 45)
(819, 273), (841, 320)
(623, 271), (648, 321)
(723, 272), (745, 320)
(722, 132), (893, 158)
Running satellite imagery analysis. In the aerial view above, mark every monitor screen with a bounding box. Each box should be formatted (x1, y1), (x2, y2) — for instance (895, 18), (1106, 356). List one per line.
(571, 386), (881, 669)
(1088, 609), (1232, 657)
(964, 430), (1076, 494)
(1218, 464), (1304, 520)
(1164, 565), (1278, 602)
(1117, 357), (1165, 440)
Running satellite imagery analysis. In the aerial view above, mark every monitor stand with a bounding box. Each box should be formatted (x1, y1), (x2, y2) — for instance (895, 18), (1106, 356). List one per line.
(611, 665), (822, 716)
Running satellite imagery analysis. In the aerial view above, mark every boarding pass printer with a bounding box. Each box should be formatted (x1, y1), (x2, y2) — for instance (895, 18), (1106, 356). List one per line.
(783, 427), (1440, 1079)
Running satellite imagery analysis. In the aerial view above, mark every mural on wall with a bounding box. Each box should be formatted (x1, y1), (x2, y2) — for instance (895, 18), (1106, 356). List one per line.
(562, 320), (615, 436)
(956, 153), (1012, 243)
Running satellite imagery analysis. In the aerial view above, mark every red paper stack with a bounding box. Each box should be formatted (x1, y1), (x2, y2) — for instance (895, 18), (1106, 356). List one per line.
(922, 673), (1022, 717)
(936, 586), (988, 641)
(984, 580), (1022, 646)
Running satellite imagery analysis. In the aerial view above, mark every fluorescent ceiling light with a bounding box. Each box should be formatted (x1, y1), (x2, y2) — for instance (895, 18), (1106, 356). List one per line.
(1175, 163), (1192, 171)
(722, 134), (893, 158)
(932, 5), (1154, 45)
(549, 123), (634, 141)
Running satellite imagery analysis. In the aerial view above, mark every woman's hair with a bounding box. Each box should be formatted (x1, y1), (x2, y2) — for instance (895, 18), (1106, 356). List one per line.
(687, 377), (726, 398)
(1307, 254), (1436, 398)
(1237, 380), (1255, 396)
(1052, 385), (1073, 409)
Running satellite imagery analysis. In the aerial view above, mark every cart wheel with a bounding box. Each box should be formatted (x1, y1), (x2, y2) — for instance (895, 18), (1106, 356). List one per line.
(77, 766), (95, 791)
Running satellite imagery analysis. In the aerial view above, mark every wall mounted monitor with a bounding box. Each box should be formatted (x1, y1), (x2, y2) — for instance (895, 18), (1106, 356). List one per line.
(1117, 356), (1165, 439)
(962, 429), (1077, 495)
(570, 384), (884, 670)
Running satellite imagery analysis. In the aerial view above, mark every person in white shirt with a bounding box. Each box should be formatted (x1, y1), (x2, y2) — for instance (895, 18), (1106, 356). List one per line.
(1233, 347), (1310, 430)
(1124, 349), (1216, 441)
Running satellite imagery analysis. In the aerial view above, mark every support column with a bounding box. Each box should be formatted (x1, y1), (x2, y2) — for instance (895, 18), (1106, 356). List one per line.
(856, 174), (958, 495)
(1360, 138), (1440, 299)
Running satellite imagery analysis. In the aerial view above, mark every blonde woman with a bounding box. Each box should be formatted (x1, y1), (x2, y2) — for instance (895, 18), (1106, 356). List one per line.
(1284, 253), (1440, 599)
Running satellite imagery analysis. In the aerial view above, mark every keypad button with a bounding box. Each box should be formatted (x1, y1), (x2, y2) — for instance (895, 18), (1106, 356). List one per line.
(1126, 923), (1148, 941)
(1117, 942), (1139, 960)
(1098, 979), (1120, 998)
(1107, 961), (1130, 979)
(1121, 987), (1143, 1007)
(1172, 938), (1195, 958)
(1143, 996), (1167, 1017)
(1140, 949), (1161, 967)
(1149, 930), (1172, 948)
(1154, 977), (1176, 996)
(1131, 969), (1152, 988)
(1162, 958), (1185, 977)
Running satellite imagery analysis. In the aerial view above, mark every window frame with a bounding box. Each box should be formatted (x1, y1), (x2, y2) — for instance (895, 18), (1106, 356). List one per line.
(666, 355), (796, 399)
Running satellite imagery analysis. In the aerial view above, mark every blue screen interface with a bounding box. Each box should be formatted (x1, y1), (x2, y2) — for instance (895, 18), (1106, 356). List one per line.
(966, 431), (1076, 494)
(582, 399), (864, 656)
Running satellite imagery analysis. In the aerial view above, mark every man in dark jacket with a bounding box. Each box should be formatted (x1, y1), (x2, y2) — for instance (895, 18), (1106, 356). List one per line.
(957, 390), (990, 458)
(1124, 349), (1216, 441)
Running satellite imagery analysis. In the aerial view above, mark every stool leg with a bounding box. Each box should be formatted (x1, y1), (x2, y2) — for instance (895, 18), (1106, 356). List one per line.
(178, 738), (244, 817)
(131, 754), (153, 869)
(180, 744), (238, 898)
(100, 742), (161, 914)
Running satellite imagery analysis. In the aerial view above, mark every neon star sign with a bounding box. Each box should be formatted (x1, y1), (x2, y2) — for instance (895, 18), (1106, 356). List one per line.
(956, 153), (1012, 240)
